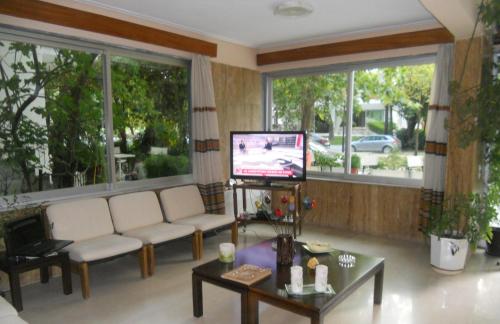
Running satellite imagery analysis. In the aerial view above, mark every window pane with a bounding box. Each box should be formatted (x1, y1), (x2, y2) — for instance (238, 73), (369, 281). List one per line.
(352, 64), (434, 179)
(0, 40), (106, 195)
(110, 56), (189, 181)
(272, 73), (348, 174)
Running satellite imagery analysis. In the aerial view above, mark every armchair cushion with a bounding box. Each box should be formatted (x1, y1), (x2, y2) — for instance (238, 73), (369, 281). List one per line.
(0, 297), (27, 324)
(173, 213), (234, 232)
(63, 234), (142, 262)
(109, 191), (164, 233)
(123, 223), (195, 245)
(47, 198), (114, 242)
(159, 185), (205, 222)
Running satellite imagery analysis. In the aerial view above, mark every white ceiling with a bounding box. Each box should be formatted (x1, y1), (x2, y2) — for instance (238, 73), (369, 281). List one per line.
(77, 0), (438, 49)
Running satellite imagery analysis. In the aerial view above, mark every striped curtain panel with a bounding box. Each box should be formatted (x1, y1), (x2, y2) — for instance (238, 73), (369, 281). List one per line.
(191, 55), (225, 214)
(420, 44), (454, 230)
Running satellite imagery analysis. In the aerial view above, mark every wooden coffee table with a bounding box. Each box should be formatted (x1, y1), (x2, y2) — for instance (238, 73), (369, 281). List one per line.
(192, 240), (384, 324)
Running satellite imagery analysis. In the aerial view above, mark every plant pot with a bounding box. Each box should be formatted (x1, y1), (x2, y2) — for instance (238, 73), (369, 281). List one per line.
(486, 227), (500, 257)
(350, 168), (359, 174)
(276, 234), (294, 265)
(430, 234), (468, 271)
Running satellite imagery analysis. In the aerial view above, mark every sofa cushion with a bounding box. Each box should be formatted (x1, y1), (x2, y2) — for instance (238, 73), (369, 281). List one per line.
(0, 315), (28, 324)
(0, 297), (27, 324)
(173, 214), (234, 232)
(63, 234), (142, 262)
(159, 185), (205, 222)
(109, 191), (164, 233)
(123, 223), (195, 245)
(0, 297), (18, 317)
(47, 198), (114, 242)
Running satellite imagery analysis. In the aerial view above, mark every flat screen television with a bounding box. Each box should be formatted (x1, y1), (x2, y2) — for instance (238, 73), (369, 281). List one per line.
(230, 131), (306, 183)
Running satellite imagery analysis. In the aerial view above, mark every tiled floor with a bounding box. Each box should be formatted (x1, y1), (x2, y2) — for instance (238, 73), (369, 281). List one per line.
(12, 224), (500, 324)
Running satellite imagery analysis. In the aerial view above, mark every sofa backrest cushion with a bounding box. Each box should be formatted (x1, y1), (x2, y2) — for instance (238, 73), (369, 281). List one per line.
(159, 185), (205, 222)
(46, 198), (114, 242)
(108, 191), (164, 233)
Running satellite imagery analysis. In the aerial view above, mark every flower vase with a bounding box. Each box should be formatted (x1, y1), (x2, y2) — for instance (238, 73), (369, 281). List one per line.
(276, 234), (294, 265)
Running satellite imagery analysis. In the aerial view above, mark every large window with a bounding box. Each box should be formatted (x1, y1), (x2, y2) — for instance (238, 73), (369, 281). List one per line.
(111, 55), (189, 182)
(0, 31), (189, 199)
(267, 57), (435, 185)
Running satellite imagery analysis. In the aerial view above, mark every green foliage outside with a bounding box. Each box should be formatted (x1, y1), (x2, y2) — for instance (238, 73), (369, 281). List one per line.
(367, 120), (396, 134)
(350, 154), (361, 169)
(397, 129), (425, 151)
(144, 154), (189, 178)
(313, 151), (343, 171)
(377, 152), (407, 170)
(0, 39), (189, 196)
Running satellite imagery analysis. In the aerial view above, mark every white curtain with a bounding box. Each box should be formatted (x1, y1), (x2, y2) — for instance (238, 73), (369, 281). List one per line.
(191, 55), (225, 214)
(420, 44), (454, 229)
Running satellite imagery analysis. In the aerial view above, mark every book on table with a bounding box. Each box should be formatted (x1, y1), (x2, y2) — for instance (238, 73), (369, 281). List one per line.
(221, 264), (272, 285)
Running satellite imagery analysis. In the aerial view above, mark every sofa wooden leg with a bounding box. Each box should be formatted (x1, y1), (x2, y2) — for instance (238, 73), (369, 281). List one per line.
(231, 221), (238, 246)
(147, 244), (155, 276)
(192, 233), (199, 260)
(79, 262), (90, 299)
(138, 246), (148, 279)
(197, 231), (204, 260)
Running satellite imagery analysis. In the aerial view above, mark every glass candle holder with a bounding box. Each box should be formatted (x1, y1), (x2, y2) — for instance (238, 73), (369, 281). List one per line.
(314, 264), (328, 292)
(290, 265), (303, 293)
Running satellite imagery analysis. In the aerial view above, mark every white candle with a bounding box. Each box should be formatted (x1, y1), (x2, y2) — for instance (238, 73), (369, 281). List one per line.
(219, 243), (235, 263)
(290, 265), (303, 293)
(315, 264), (328, 292)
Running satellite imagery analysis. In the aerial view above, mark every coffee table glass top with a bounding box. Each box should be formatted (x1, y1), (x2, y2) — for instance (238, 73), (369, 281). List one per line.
(192, 239), (384, 310)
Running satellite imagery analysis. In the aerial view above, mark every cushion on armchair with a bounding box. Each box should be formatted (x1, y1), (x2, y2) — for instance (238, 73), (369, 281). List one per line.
(63, 234), (142, 262)
(159, 185), (206, 222)
(173, 213), (235, 232)
(47, 198), (114, 242)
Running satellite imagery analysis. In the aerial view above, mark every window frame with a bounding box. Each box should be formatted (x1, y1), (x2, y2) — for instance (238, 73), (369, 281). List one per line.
(0, 26), (193, 208)
(263, 54), (437, 188)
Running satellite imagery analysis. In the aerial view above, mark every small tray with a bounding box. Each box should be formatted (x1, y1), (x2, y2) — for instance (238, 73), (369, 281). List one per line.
(285, 283), (335, 296)
(302, 244), (336, 254)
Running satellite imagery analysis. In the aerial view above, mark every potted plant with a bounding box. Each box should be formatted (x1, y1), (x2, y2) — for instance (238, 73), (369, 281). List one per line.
(350, 154), (361, 174)
(426, 191), (497, 271)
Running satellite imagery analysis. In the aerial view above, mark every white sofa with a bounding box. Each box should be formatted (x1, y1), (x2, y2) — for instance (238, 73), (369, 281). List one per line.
(0, 296), (27, 323)
(159, 185), (237, 259)
(46, 198), (146, 299)
(108, 191), (196, 276)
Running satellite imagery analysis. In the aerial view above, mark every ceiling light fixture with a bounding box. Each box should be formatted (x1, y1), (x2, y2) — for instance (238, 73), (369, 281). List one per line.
(274, 0), (314, 17)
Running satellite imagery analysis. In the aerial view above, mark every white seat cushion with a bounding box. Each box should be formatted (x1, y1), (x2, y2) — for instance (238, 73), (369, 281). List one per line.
(63, 234), (142, 262)
(173, 214), (235, 232)
(0, 297), (18, 317)
(0, 315), (28, 324)
(47, 198), (114, 242)
(122, 223), (195, 245)
(109, 191), (164, 233)
(159, 185), (205, 222)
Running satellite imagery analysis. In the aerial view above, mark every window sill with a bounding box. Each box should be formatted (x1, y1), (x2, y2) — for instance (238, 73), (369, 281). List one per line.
(0, 174), (194, 211)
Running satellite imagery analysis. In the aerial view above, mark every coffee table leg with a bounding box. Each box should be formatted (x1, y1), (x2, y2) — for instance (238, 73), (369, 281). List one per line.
(8, 272), (22, 312)
(311, 313), (324, 324)
(61, 256), (72, 295)
(192, 273), (203, 317)
(374, 265), (384, 305)
(40, 265), (50, 283)
(246, 291), (259, 324)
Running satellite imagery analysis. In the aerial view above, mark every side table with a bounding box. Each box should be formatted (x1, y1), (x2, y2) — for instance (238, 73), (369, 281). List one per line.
(0, 251), (72, 311)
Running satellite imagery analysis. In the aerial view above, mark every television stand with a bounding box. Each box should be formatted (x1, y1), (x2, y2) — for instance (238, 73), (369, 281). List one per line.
(232, 182), (303, 238)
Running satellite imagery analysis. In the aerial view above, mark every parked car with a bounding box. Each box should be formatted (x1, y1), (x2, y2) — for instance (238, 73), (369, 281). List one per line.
(310, 133), (330, 147)
(351, 135), (401, 153)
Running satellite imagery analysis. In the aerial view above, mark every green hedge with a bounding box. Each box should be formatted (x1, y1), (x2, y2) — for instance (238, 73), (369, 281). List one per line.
(377, 152), (407, 170)
(144, 154), (189, 178)
(367, 120), (396, 134)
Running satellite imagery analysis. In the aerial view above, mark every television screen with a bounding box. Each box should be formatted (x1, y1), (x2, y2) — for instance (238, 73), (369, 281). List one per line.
(230, 131), (306, 182)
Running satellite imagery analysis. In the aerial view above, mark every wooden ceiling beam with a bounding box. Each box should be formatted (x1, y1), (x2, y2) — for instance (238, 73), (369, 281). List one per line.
(0, 0), (217, 57)
(257, 28), (454, 66)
